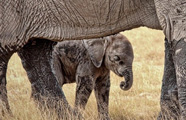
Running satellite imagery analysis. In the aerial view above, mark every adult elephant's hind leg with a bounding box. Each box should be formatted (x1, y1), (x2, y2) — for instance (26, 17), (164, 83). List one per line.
(17, 39), (77, 119)
(0, 45), (14, 117)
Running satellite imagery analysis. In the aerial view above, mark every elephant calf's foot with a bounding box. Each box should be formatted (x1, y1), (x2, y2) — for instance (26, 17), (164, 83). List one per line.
(31, 92), (83, 120)
(72, 108), (84, 120)
(98, 114), (110, 120)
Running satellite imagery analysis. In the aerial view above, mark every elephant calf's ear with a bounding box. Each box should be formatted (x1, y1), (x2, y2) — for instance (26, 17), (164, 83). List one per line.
(83, 39), (108, 68)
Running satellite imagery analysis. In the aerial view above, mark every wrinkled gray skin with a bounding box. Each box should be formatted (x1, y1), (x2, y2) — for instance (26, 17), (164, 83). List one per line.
(52, 33), (133, 119)
(0, 0), (186, 119)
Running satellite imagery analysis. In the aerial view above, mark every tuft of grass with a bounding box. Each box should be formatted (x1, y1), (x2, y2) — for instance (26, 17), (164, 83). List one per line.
(4, 27), (165, 120)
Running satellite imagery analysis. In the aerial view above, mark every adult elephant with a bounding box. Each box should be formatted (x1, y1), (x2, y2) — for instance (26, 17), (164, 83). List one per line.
(0, 0), (185, 119)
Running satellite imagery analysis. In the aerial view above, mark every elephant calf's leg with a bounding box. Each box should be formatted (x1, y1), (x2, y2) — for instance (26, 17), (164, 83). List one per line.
(173, 39), (186, 120)
(75, 76), (94, 110)
(17, 39), (76, 119)
(0, 46), (14, 117)
(94, 75), (110, 120)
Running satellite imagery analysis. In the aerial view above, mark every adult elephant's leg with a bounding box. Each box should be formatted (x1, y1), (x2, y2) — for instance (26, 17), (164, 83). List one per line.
(173, 38), (186, 120)
(158, 38), (180, 120)
(0, 45), (14, 117)
(0, 52), (13, 116)
(94, 75), (110, 120)
(17, 39), (76, 119)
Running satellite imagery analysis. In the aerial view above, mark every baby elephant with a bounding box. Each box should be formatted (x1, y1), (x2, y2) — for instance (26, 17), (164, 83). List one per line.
(52, 33), (134, 119)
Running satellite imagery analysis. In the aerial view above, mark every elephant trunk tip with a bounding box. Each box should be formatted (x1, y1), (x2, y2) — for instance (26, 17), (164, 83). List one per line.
(120, 81), (131, 91)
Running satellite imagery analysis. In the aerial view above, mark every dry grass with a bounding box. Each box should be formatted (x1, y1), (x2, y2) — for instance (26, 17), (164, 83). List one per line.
(4, 27), (165, 120)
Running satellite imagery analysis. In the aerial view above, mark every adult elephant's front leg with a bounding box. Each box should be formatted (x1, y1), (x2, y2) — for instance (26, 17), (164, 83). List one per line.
(158, 38), (180, 120)
(173, 39), (186, 120)
(17, 39), (76, 119)
(94, 75), (110, 120)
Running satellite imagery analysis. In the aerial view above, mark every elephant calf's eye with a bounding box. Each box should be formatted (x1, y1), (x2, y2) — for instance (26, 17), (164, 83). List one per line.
(119, 61), (124, 65)
(113, 55), (120, 61)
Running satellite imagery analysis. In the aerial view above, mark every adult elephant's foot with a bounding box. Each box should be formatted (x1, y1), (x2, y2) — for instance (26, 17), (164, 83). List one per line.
(18, 38), (83, 119)
(181, 114), (186, 120)
(158, 38), (180, 120)
(98, 114), (110, 120)
(173, 38), (186, 120)
(0, 76), (11, 117)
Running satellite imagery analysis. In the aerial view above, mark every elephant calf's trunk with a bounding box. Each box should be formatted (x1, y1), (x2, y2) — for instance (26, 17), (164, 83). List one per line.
(120, 71), (133, 91)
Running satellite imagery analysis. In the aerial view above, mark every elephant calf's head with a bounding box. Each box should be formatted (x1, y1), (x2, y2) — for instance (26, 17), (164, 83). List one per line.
(83, 33), (134, 91)
(104, 34), (134, 91)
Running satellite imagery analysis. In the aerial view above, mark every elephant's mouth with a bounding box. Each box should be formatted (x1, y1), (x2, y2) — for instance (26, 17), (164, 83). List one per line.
(115, 69), (123, 77)
(116, 69), (128, 77)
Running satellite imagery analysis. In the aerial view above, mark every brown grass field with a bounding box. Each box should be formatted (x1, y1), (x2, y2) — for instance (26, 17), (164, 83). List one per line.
(4, 27), (165, 120)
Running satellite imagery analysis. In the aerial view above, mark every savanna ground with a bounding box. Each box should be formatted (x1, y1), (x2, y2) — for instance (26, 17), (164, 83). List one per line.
(4, 27), (165, 120)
